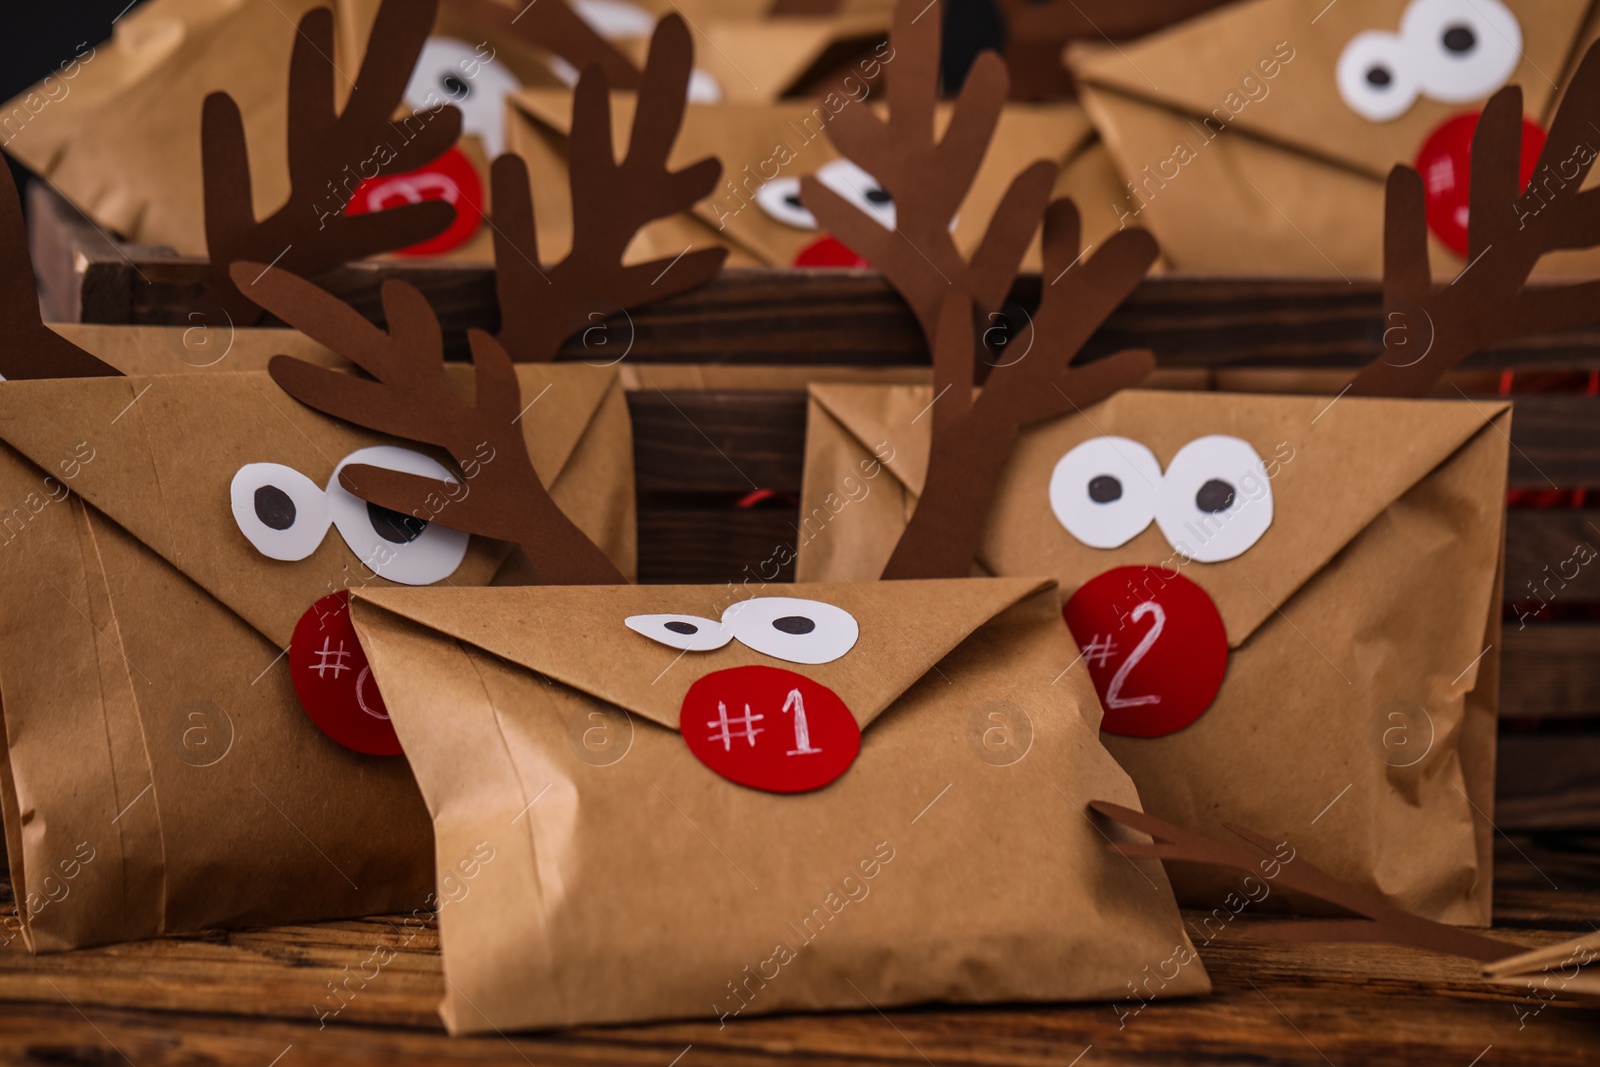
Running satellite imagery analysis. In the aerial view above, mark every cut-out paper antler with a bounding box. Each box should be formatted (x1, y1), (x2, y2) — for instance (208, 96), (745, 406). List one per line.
(804, 0), (1156, 580)
(443, 0), (640, 90)
(0, 165), (119, 380)
(202, 0), (462, 324)
(489, 15), (726, 361)
(802, 0), (1055, 341)
(1349, 37), (1600, 398)
(240, 262), (626, 586)
(1089, 801), (1525, 963)
(880, 206), (1156, 580)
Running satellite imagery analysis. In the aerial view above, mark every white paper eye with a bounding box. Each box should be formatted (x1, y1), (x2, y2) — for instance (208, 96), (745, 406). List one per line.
(328, 446), (470, 586)
(1402, 0), (1521, 104)
(1048, 436), (1163, 550)
(815, 159), (896, 231)
(687, 69), (723, 103)
(625, 613), (732, 651)
(756, 176), (817, 229)
(405, 37), (522, 156)
(230, 463), (330, 561)
(722, 596), (860, 664)
(571, 0), (655, 38)
(1155, 436), (1274, 563)
(1337, 30), (1421, 121)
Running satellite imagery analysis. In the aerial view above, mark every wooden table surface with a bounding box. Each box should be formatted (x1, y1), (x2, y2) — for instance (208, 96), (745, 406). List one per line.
(0, 834), (1592, 1066)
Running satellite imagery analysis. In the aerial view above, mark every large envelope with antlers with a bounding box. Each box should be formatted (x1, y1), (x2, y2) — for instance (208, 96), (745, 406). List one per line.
(346, 578), (1209, 1032)
(507, 88), (1121, 269)
(0, 360), (633, 951)
(796, 387), (1507, 925)
(1069, 0), (1596, 275)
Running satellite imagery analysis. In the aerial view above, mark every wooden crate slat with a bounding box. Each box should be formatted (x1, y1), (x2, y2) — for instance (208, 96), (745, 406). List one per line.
(1501, 624), (1600, 719)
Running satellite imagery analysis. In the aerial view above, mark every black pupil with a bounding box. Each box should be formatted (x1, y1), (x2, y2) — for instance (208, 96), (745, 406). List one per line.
(442, 73), (470, 98)
(1087, 475), (1123, 504)
(1366, 65), (1392, 87)
(773, 616), (815, 635)
(254, 485), (297, 531)
(785, 193), (804, 209)
(1196, 479), (1236, 513)
(1442, 26), (1476, 54)
(665, 620), (698, 635)
(368, 502), (427, 544)
(864, 187), (892, 205)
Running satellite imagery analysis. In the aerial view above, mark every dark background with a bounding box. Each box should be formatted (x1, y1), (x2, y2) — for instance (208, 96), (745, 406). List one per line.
(0, 0), (1001, 217)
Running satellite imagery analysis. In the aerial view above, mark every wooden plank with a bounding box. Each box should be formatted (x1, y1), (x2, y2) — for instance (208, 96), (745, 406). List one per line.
(1501, 625), (1600, 719)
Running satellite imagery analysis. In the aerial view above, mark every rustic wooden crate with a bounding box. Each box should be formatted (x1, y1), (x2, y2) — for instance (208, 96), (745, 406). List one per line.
(27, 182), (1600, 829)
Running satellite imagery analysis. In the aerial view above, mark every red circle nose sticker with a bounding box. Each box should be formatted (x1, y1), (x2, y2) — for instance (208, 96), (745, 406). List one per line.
(680, 666), (860, 793)
(1062, 566), (1229, 739)
(347, 146), (484, 257)
(793, 235), (869, 268)
(289, 591), (401, 756)
(1415, 111), (1545, 258)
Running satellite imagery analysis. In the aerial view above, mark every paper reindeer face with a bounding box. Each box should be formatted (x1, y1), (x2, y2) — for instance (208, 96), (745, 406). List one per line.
(626, 594), (866, 791)
(1333, 0), (1541, 253)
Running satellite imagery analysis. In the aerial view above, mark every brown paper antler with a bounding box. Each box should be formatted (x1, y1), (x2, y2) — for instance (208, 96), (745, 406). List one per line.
(443, 0), (640, 89)
(1089, 801), (1524, 963)
(0, 165), (119, 380)
(802, 0), (1055, 341)
(202, 0), (462, 325)
(241, 263), (625, 585)
(804, 0), (1156, 580)
(1349, 38), (1600, 398)
(490, 14), (726, 361)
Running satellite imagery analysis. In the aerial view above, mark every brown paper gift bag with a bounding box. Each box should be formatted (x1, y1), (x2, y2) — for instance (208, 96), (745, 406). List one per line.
(1068, 0), (1596, 276)
(348, 577), (1209, 1032)
(796, 386), (1506, 925)
(0, 356), (634, 951)
(508, 87), (1119, 268)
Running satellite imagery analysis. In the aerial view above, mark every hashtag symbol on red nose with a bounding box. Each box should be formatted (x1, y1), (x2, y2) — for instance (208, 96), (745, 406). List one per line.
(706, 702), (765, 751)
(311, 637), (352, 679)
(1081, 635), (1117, 668)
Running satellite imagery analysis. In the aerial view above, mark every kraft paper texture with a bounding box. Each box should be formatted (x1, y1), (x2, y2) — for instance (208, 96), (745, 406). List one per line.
(796, 386), (1507, 925)
(350, 578), (1210, 1032)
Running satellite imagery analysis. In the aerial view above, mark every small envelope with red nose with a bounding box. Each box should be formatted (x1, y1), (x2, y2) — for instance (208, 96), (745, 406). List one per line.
(507, 87), (1116, 269)
(796, 384), (1508, 926)
(0, 359), (634, 951)
(1067, 0), (1595, 276)
(345, 577), (1208, 1033)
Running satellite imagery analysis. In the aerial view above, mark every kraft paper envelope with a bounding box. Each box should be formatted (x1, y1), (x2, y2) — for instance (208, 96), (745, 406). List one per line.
(509, 87), (1121, 269)
(0, 360), (634, 950)
(797, 386), (1507, 925)
(5, 0), (507, 262)
(693, 14), (892, 103)
(1069, 0), (1596, 276)
(348, 578), (1209, 1032)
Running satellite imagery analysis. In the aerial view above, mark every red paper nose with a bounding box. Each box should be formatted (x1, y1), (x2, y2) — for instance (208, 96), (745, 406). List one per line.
(347, 145), (485, 258)
(289, 591), (402, 756)
(680, 665), (860, 793)
(1062, 566), (1229, 738)
(793, 235), (870, 268)
(1415, 111), (1546, 259)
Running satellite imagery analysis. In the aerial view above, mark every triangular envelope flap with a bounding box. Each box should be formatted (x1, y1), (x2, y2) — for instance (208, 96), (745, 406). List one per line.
(810, 384), (1505, 646)
(352, 577), (1052, 731)
(809, 381), (934, 496)
(0, 365), (615, 648)
(700, 15), (889, 101)
(1069, 0), (1585, 181)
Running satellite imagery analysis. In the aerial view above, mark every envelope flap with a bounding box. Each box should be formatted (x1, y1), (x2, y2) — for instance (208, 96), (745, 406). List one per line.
(1069, 0), (1587, 179)
(701, 15), (888, 99)
(1001, 390), (1511, 646)
(0, 364), (616, 647)
(809, 381), (934, 495)
(352, 577), (1052, 731)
